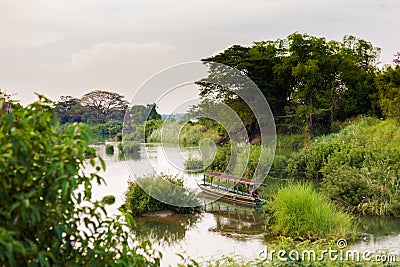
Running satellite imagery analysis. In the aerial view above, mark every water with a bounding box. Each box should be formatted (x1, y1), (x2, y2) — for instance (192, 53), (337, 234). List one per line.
(87, 143), (400, 266)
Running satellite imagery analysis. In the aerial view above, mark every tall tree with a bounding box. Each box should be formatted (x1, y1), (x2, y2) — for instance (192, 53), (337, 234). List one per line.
(81, 90), (128, 123)
(196, 33), (381, 140)
(54, 96), (86, 124)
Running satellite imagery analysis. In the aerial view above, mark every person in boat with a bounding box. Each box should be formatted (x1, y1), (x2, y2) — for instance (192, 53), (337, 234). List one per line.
(249, 186), (259, 199)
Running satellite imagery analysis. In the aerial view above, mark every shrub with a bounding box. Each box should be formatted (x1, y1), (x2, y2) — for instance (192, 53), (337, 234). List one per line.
(124, 174), (201, 216)
(184, 158), (204, 172)
(267, 182), (354, 239)
(0, 96), (160, 266)
(286, 118), (400, 216)
(102, 195), (116, 204)
(119, 141), (140, 153)
(105, 144), (114, 154)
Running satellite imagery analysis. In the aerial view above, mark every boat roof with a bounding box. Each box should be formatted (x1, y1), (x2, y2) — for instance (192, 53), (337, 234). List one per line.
(204, 172), (267, 186)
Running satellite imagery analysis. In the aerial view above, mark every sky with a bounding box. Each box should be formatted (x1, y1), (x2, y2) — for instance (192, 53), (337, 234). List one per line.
(0, 0), (399, 113)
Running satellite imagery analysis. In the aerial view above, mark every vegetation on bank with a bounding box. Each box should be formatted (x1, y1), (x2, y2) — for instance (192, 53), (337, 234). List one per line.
(287, 117), (400, 216)
(0, 96), (160, 266)
(124, 175), (201, 216)
(118, 140), (140, 153)
(184, 158), (204, 172)
(105, 144), (114, 154)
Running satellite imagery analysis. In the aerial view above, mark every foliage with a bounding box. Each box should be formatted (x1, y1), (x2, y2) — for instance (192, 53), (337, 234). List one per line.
(123, 104), (163, 143)
(102, 195), (116, 204)
(105, 144), (114, 154)
(287, 117), (400, 216)
(179, 121), (224, 146)
(119, 141), (140, 153)
(80, 90), (128, 123)
(0, 96), (160, 266)
(184, 158), (204, 172)
(205, 144), (278, 180)
(124, 175), (201, 216)
(197, 33), (381, 140)
(89, 120), (123, 141)
(266, 182), (354, 239)
(376, 65), (400, 120)
(54, 96), (86, 124)
(276, 134), (309, 149)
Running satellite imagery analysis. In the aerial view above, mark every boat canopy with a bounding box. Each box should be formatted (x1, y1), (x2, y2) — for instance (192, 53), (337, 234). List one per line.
(204, 172), (267, 187)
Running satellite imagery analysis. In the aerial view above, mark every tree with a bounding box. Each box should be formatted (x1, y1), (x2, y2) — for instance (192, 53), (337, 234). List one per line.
(394, 52), (400, 65)
(0, 96), (160, 266)
(198, 41), (292, 140)
(335, 35), (381, 119)
(54, 96), (86, 123)
(196, 33), (381, 140)
(81, 90), (128, 123)
(376, 65), (400, 120)
(123, 104), (162, 142)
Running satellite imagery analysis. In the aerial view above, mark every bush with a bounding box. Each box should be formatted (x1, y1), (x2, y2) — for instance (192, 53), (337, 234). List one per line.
(267, 182), (354, 239)
(286, 118), (400, 216)
(124, 174), (201, 216)
(0, 96), (160, 266)
(105, 144), (114, 154)
(119, 141), (140, 153)
(102, 195), (116, 204)
(184, 158), (204, 172)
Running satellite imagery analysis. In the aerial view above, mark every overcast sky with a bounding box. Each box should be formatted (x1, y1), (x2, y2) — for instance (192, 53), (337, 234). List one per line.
(0, 0), (399, 113)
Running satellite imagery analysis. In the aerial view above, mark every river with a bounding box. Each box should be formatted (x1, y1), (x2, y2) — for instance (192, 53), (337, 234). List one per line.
(87, 143), (400, 266)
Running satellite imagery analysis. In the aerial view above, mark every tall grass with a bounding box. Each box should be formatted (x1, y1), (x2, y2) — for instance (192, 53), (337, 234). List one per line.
(267, 182), (354, 239)
(277, 133), (310, 149)
(287, 117), (400, 216)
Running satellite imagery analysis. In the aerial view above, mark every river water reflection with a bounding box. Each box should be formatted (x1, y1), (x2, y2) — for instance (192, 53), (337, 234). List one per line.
(87, 143), (400, 266)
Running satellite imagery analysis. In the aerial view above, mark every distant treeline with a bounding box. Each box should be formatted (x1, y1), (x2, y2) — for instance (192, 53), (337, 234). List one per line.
(48, 33), (400, 142)
(54, 90), (162, 141)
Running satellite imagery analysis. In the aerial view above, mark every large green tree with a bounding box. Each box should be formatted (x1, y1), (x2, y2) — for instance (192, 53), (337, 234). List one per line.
(196, 33), (381, 139)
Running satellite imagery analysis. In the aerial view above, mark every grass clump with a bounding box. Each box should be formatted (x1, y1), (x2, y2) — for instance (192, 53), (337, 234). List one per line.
(267, 182), (354, 240)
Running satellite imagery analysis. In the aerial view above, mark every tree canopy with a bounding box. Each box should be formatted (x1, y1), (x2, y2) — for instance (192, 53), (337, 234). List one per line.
(196, 33), (382, 139)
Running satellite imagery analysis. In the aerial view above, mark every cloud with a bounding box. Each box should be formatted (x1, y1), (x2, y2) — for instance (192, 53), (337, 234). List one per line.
(69, 42), (175, 70)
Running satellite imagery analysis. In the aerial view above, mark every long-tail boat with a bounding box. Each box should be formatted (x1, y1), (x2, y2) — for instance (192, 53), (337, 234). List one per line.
(197, 172), (266, 206)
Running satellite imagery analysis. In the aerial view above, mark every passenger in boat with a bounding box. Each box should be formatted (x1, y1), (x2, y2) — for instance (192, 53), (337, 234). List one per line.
(250, 188), (259, 199)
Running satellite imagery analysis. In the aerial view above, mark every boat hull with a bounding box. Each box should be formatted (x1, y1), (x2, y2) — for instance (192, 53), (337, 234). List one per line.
(198, 184), (264, 206)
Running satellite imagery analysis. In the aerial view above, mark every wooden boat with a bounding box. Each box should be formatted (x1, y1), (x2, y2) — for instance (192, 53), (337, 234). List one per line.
(197, 172), (266, 206)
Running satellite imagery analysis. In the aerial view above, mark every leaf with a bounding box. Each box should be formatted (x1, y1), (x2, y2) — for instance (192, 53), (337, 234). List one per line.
(99, 157), (106, 171)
